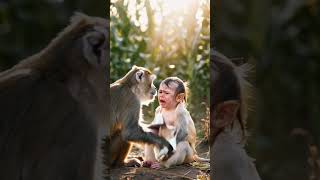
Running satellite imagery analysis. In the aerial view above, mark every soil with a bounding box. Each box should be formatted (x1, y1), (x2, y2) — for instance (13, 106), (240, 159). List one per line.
(105, 141), (210, 180)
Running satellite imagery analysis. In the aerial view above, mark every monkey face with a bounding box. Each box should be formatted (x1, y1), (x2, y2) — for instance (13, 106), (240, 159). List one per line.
(133, 67), (157, 105)
(158, 82), (179, 110)
(142, 77), (157, 102)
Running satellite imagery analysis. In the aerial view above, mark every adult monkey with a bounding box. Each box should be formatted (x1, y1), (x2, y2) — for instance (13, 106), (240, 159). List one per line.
(105, 66), (173, 169)
(0, 13), (108, 180)
(211, 50), (261, 180)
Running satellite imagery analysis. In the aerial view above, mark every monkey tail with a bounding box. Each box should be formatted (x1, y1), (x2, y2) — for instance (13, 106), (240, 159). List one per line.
(193, 154), (210, 163)
(189, 142), (209, 162)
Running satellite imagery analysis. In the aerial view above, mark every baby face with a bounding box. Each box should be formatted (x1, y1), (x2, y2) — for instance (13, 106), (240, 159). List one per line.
(158, 82), (179, 110)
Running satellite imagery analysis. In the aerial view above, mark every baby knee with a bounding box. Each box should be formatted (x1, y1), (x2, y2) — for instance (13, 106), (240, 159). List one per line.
(177, 141), (189, 149)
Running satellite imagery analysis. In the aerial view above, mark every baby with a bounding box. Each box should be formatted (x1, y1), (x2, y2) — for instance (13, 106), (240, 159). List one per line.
(143, 77), (205, 168)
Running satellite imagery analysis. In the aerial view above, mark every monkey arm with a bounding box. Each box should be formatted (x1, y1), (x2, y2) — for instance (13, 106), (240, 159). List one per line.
(122, 122), (173, 152)
(120, 112), (172, 155)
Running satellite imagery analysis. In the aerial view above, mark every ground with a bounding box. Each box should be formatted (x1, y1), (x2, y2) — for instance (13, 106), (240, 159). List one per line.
(106, 141), (210, 180)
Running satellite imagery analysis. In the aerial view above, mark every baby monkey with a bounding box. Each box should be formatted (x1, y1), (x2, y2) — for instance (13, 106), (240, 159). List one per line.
(144, 77), (209, 168)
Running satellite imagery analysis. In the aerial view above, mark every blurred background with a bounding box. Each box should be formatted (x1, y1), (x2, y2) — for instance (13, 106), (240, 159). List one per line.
(0, 0), (106, 71)
(110, 0), (210, 140)
(214, 0), (320, 180)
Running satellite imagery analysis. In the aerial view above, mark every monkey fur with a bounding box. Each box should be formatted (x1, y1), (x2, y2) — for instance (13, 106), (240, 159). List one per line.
(148, 103), (209, 168)
(211, 50), (261, 180)
(105, 66), (173, 170)
(0, 13), (108, 180)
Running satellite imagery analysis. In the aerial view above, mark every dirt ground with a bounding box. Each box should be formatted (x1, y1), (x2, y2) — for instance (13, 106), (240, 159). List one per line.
(105, 141), (210, 180)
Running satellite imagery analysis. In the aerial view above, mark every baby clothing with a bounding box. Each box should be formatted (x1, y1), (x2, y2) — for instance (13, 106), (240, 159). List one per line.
(149, 108), (177, 151)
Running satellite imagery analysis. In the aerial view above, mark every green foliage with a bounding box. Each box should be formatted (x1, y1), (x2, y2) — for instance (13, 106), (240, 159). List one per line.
(110, 0), (150, 81)
(110, 0), (210, 123)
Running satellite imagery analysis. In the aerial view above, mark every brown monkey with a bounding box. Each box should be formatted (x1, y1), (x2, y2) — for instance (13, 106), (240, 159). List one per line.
(211, 50), (261, 180)
(144, 77), (209, 169)
(0, 13), (108, 180)
(105, 66), (173, 169)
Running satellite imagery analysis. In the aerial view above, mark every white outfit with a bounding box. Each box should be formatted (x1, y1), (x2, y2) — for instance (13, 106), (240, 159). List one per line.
(149, 108), (177, 151)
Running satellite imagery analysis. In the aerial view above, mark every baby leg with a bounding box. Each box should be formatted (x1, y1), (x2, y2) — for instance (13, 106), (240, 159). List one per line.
(161, 141), (193, 168)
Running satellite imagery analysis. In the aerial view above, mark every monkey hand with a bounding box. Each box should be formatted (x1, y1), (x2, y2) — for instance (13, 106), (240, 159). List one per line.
(155, 146), (175, 162)
(155, 141), (175, 162)
(155, 146), (168, 161)
(160, 149), (175, 161)
(165, 141), (174, 155)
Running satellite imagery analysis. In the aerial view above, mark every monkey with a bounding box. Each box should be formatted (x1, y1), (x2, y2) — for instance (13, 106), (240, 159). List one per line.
(143, 77), (209, 169)
(155, 103), (210, 168)
(0, 13), (108, 180)
(210, 50), (261, 180)
(104, 65), (174, 170)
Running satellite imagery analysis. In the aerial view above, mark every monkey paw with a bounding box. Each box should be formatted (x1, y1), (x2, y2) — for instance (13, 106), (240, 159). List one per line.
(156, 146), (168, 161)
(124, 158), (142, 167)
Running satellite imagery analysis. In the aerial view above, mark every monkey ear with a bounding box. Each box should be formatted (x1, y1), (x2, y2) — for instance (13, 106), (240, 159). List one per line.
(82, 31), (106, 68)
(214, 100), (240, 128)
(150, 74), (156, 81)
(135, 70), (144, 82)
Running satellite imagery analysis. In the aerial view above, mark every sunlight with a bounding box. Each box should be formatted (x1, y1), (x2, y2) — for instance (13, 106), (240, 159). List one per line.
(159, 0), (196, 14)
(111, 0), (210, 64)
(148, 0), (209, 61)
(114, 0), (209, 36)
(151, 0), (200, 27)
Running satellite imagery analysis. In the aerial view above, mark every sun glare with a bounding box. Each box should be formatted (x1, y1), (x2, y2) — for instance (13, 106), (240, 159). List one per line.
(150, 0), (201, 26)
(160, 0), (196, 14)
(111, 0), (210, 62)
(115, 0), (207, 33)
(151, 0), (208, 46)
